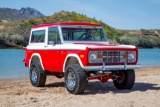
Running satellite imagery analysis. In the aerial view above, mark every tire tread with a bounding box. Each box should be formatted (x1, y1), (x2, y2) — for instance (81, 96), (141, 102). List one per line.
(30, 61), (46, 87)
(65, 64), (87, 94)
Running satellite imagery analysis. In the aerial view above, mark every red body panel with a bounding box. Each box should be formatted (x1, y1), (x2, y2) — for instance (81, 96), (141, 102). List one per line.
(24, 45), (138, 72)
(24, 49), (89, 72)
(44, 50), (60, 71)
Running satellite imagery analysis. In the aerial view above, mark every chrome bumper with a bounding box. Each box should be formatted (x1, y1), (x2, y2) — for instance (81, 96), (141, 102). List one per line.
(83, 64), (141, 71)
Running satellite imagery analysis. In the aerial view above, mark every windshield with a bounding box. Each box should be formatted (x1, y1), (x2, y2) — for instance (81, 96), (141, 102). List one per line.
(61, 27), (108, 42)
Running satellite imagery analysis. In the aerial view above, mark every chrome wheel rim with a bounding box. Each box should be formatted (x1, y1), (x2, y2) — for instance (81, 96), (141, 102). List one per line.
(31, 67), (38, 83)
(66, 69), (76, 90)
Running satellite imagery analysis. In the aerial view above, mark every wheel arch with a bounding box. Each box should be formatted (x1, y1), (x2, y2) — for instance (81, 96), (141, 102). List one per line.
(29, 53), (44, 70)
(63, 54), (84, 72)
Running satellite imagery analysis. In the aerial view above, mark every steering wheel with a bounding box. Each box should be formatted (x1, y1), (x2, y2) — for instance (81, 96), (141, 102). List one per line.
(78, 33), (86, 40)
(85, 36), (95, 40)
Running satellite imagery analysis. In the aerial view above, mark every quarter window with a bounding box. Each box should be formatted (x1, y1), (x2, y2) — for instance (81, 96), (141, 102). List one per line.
(31, 30), (45, 43)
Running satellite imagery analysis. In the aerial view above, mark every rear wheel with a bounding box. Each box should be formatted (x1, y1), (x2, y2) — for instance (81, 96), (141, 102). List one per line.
(113, 70), (135, 89)
(64, 64), (87, 94)
(30, 61), (46, 87)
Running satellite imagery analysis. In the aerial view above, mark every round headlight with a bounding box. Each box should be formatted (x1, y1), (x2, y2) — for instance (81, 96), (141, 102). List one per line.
(128, 52), (135, 62)
(89, 52), (97, 63)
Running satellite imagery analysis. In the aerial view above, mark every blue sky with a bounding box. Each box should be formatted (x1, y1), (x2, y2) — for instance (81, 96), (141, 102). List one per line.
(0, 0), (160, 29)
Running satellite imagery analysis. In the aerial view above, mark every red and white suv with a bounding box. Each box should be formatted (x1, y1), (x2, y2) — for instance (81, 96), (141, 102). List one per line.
(23, 22), (140, 94)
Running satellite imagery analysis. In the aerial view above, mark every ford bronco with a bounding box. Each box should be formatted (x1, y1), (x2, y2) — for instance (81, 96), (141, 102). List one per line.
(23, 22), (140, 94)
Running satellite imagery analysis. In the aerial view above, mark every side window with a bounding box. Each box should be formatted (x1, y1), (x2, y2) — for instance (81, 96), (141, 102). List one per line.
(48, 27), (61, 44)
(31, 30), (45, 43)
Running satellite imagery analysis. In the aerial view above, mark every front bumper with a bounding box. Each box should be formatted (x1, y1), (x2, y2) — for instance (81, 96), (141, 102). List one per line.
(83, 64), (141, 71)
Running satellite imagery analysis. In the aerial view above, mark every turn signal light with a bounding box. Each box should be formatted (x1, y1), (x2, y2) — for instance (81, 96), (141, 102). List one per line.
(80, 54), (84, 58)
(98, 55), (103, 59)
(123, 55), (128, 59)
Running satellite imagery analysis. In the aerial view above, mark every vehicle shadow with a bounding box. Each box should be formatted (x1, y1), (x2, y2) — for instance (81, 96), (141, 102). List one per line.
(84, 81), (160, 95)
(45, 82), (64, 88)
(44, 81), (160, 95)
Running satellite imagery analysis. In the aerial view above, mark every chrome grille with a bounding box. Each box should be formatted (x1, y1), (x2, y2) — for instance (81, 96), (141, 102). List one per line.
(102, 51), (128, 63)
(88, 50), (136, 63)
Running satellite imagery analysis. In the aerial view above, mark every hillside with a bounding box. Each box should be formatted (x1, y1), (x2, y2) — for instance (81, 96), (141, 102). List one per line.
(0, 10), (160, 48)
(0, 11), (123, 48)
(21, 11), (123, 39)
(0, 7), (45, 22)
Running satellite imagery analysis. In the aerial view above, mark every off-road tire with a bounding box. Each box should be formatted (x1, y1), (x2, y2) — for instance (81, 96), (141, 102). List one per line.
(30, 61), (46, 87)
(64, 64), (87, 94)
(113, 70), (135, 89)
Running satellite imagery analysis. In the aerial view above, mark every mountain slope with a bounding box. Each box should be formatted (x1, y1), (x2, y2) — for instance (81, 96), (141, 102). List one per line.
(0, 7), (45, 22)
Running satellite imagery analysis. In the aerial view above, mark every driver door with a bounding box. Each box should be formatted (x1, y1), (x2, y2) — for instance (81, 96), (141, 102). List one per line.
(44, 26), (61, 71)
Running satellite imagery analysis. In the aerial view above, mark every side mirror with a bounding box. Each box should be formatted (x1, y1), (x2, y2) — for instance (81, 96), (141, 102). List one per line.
(48, 41), (55, 45)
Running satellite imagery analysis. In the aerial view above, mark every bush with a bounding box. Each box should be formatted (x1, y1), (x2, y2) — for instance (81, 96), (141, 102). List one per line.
(116, 35), (160, 48)
(116, 35), (139, 46)
(0, 33), (28, 48)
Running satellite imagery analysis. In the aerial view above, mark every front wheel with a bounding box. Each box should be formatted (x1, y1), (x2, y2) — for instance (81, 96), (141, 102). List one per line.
(64, 64), (87, 94)
(30, 61), (46, 87)
(113, 70), (135, 90)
